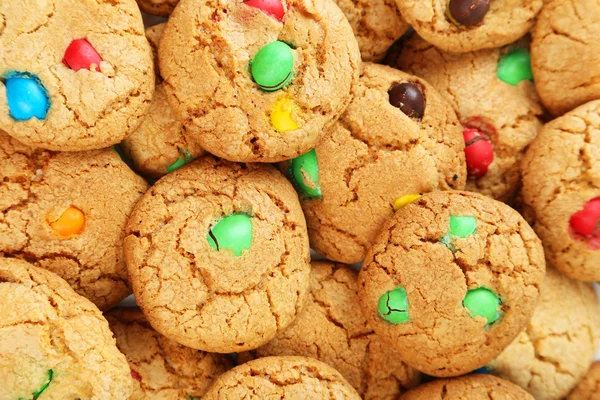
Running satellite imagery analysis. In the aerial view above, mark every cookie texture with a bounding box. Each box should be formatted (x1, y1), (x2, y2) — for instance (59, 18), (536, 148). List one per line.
(531, 0), (600, 116)
(0, 258), (132, 399)
(159, 0), (360, 162)
(395, 35), (543, 203)
(124, 156), (311, 353)
(240, 261), (421, 399)
(0, 0), (154, 151)
(137, 0), (180, 16)
(358, 190), (546, 377)
(567, 361), (600, 400)
(395, 0), (542, 53)
(521, 100), (600, 281)
(106, 308), (232, 399)
(0, 131), (148, 310)
(203, 356), (361, 399)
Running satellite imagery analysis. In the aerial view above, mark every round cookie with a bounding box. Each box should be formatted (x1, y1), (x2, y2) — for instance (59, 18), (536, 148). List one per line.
(531, 0), (600, 116)
(358, 190), (546, 377)
(282, 63), (466, 264)
(159, 0), (361, 162)
(240, 261), (421, 399)
(105, 308), (233, 399)
(0, 0), (154, 151)
(521, 100), (600, 282)
(124, 156), (311, 353)
(137, 0), (179, 16)
(395, 0), (543, 53)
(203, 356), (361, 399)
(567, 361), (600, 400)
(0, 258), (132, 399)
(0, 130), (148, 310)
(488, 266), (600, 400)
(400, 375), (534, 400)
(395, 35), (543, 203)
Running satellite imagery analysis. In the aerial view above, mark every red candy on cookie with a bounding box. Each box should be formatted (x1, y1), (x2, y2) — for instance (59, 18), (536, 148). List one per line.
(463, 128), (494, 178)
(570, 197), (600, 237)
(244, 0), (285, 21)
(63, 39), (103, 72)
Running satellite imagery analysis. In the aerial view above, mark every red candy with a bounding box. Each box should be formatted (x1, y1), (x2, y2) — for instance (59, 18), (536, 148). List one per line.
(130, 369), (142, 382)
(463, 128), (494, 178)
(244, 0), (285, 21)
(570, 198), (600, 237)
(63, 39), (103, 72)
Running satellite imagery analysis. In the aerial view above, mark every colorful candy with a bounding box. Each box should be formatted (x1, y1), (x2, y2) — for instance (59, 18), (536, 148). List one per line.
(271, 97), (299, 132)
(27, 369), (53, 400)
(448, 0), (490, 27)
(207, 214), (253, 257)
(166, 149), (194, 173)
(497, 49), (533, 86)
(244, 0), (285, 21)
(130, 369), (142, 382)
(388, 82), (425, 120)
(49, 207), (85, 237)
(393, 194), (421, 211)
(570, 197), (600, 237)
(463, 128), (494, 178)
(463, 287), (501, 326)
(250, 41), (294, 92)
(63, 39), (103, 72)
(378, 286), (410, 324)
(290, 149), (322, 199)
(440, 215), (477, 251)
(5, 73), (50, 121)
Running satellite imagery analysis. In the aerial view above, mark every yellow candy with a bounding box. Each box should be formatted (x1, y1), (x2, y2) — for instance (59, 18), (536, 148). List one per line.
(393, 194), (421, 211)
(49, 206), (85, 237)
(271, 98), (299, 132)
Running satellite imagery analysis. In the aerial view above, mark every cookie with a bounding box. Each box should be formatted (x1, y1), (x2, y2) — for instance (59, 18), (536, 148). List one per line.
(0, 257), (132, 399)
(567, 361), (600, 400)
(0, 0), (154, 151)
(358, 190), (546, 377)
(521, 100), (600, 282)
(159, 0), (360, 162)
(203, 356), (361, 399)
(531, 0), (600, 116)
(124, 156), (311, 353)
(137, 0), (179, 16)
(400, 374), (534, 400)
(282, 62), (466, 264)
(0, 131), (148, 310)
(395, 0), (543, 53)
(240, 261), (421, 399)
(488, 266), (600, 400)
(105, 308), (233, 399)
(394, 35), (543, 203)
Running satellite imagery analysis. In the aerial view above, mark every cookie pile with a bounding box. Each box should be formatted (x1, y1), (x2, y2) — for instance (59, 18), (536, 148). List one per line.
(1, 0), (600, 399)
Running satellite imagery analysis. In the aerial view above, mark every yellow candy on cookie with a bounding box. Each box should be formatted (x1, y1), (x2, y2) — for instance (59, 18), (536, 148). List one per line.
(271, 98), (299, 132)
(49, 206), (85, 237)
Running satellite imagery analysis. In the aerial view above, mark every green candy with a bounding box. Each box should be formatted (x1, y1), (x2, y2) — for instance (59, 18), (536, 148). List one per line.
(166, 149), (194, 173)
(463, 287), (501, 326)
(449, 216), (477, 238)
(497, 49), (533, 86)
(378, 286), (410, 324)
(207, 214), (253, 257)
(290, 149), (322, 199)
(19, 369), (53, 400)
(250, 41), (294, 92)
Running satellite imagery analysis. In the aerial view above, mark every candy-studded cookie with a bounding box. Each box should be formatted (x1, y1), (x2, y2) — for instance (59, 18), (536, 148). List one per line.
(0, 258), (132, 399)
(489, 267), (600, 400)
(203, 356), (361, 399)
(0, 0), (154, 151)
(240, 261), (421, 399)
(0, 131), (148, 310)
(283, 63), (466, 264)
(522, 100), (600, 282)
(531, 0), (600, 116)
(395, 0), (542, 53)
(358, 191), (546, 377)
(394, 35), (543, 203)
(137, 0), (179, 16)
(567, 361), (600, 400)
(124, 156), (311, 353)
(159, 0), (360, 162)
(106, 308), (232, 399)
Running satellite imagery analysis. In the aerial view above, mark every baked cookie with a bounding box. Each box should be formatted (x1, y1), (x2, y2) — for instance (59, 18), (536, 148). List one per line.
(395, 35), (543, 203)
(137, 0), (179, 16)
(203, 356), (361, 399)
(282, 63), (466, 264)
(159, 0), (360, 162)
(240, 261), (421, 399)
(0, 258), (132, 399)
(0, 0), (154, 151)
(400, 375), (534, 400)
(488, 266), (600, 400)
(531, 0), (600, 116)
(358, 190), (546, 377)
(395, 0), (542, 53)
(106, 308), (232, 399)
(0, 131), (148, 310)
(567, 361), (600, 400)
(124, 156), (311, 353)
(521, 100), (600, 282)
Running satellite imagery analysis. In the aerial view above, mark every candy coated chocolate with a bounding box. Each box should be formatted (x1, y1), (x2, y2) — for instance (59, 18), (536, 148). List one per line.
(250, 41), (294, 92)
(63, 39), (103, 72)
(388, 82), (425, 120)
(5, 74), (50, 121)
(448, 0), (490, 27)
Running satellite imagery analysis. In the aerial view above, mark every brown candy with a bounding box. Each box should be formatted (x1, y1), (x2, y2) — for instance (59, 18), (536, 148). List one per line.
(388, 82), (425, 119)
(448, 0), (490, 27)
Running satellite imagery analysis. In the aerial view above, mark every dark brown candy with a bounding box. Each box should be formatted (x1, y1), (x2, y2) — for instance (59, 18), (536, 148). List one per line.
(388, 82), (425, 120)
(448, 0), (490, 27)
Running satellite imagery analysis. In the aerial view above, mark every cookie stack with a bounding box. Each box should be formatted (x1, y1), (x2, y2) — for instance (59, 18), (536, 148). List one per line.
(1, 0), (600, 399)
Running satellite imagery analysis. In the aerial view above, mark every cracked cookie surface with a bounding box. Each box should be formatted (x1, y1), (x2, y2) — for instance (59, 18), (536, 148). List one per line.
(567, 361), (600, 400)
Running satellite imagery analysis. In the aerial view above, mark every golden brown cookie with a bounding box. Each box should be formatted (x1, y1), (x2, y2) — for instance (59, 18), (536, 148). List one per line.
(0, 130), (148, 310)
(0, 258), (132, 399)
(105, 308), (232, 399)
(567, 361), (600, 400)
(0, 0), (154, 151)
(203, 356), (362, 399)
(531, 0), (600, 116)
(137, 0), (179, 16)
(159, 0), (360, 162)
(124, 156), (311, 353)
(489, 266), (600, 400)
(395, 35), (543, 203)
(358, 190), (546, 377)
(521, 100), (600, 282)
(240, 261), (421, 399)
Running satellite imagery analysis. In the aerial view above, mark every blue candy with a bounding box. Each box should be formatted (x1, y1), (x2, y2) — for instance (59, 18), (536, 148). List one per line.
(5, 73), (49, 121)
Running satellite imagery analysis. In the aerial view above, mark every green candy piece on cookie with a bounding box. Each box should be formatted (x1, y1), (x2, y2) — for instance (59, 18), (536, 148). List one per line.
(378, 286), (410, 324)
(497, 48), (533, 86)
(20, 369), (53, 400)
(166, 149), (194, 173)
(290, 149), (322, 199)
(463, 287), (501, 326)
(449, 215), (477, 238)
(250, 41), (294, 92)
(207, 214), (253, 257)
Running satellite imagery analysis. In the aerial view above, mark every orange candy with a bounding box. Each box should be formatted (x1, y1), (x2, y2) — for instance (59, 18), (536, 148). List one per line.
(49, 206), (85, 237)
